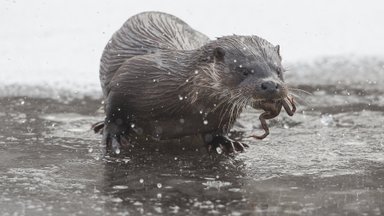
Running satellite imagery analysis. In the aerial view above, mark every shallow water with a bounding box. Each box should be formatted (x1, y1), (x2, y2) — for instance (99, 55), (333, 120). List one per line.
(1, 57), (384, 215)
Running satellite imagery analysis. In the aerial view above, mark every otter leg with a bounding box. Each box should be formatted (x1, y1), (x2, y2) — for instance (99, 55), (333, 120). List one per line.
(102, 93), (132, 155)
(102, 119), (131, 155)
(205, 134), (249, 154)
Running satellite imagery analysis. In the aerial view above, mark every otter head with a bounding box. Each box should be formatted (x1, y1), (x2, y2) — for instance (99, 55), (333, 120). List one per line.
(207, 35), (287, 104)
(195, 35), (295, 135)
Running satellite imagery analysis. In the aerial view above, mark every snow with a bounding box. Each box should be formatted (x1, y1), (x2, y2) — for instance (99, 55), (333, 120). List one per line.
(0, 0), (384, 97)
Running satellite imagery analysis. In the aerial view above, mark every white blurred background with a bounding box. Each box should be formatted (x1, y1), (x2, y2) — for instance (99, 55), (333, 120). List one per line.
(1, 0), (383, 91)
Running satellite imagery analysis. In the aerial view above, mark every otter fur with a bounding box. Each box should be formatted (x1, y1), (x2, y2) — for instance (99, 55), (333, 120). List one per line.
(93, 11), (292, 154)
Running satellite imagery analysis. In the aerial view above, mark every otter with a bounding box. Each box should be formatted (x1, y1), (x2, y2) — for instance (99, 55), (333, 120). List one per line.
(93, 11), (295, 154)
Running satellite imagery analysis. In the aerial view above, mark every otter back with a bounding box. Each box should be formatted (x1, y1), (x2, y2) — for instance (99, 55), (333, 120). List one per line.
(100, 11), (210, 97)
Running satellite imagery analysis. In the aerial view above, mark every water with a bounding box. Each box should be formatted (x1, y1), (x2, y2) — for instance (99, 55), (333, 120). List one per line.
(0, 57), (383, 215)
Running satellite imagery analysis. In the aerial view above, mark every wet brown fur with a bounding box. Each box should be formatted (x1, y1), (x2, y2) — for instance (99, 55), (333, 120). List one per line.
(94, 11), (294, 154)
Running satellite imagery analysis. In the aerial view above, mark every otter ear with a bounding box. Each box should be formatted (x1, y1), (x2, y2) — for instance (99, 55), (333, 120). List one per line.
(213, 47), (225, 62)
(275, 45), (282, 60)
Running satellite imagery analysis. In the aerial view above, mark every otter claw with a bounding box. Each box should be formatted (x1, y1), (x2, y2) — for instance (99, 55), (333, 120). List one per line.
(233, 141), (249, 151)
(206, 135), (248, 154)
(92, 121), (104, 134)
(111, 138), (121, 154)
(102, 130), (130, 156)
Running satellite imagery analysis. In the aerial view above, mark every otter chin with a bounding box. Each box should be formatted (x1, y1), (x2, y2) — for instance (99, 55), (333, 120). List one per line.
(92, 11), (296, 155)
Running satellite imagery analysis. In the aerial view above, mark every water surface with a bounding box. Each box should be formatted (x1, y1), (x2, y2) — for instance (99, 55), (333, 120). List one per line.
(0, 57), (383, 215)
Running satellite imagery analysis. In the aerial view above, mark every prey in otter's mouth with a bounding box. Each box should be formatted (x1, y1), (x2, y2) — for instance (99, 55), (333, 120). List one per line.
(250, 97), (296, 139)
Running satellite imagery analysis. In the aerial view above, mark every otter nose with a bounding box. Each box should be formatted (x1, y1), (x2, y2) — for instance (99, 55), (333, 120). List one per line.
(261, 81), (279, 93)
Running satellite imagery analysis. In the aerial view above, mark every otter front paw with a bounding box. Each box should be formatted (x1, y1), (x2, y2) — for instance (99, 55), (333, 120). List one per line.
(205, 135), (249, 155)
(102, 129), (130, 155)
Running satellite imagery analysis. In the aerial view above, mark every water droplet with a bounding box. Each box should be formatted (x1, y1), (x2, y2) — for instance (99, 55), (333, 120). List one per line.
(113, 185), (128, 190)
(88, 148), (93, 153)
(157, 183), (162, 188)
(185, 79), (189, 82)
(131, 123), (135, 128)
(20, 100), (25, 105)
(174, 157), (178, 160)
(111, 197), (123, 203)
(199, 110), (203, 114)
(153, 79), (157, 82)
(233, 59), (237, 63)
(157, 193), (162, 198)
(133, 201), (143, 206)
(139, 179), (144, 184)
(51, 123), (55, 127)
(117, 107), (121, 111)
(239, 64), (242, 68)
(178, 95), (183, 100)
(216, 175), (220, 179)
(194, 70), (199, 74)
(203, 120), (208, 125)
(216, 147), (223, 154)
(116, 83), (119, 86)
(115, 148), (120, 154)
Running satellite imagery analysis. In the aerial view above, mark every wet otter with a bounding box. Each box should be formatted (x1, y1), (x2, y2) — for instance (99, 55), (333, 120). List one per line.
(93, 11), (295, 154)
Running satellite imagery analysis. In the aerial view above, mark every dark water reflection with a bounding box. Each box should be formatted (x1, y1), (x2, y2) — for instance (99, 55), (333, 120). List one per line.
(102, 149), (248, 215)
(1, 57), (384, 215)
